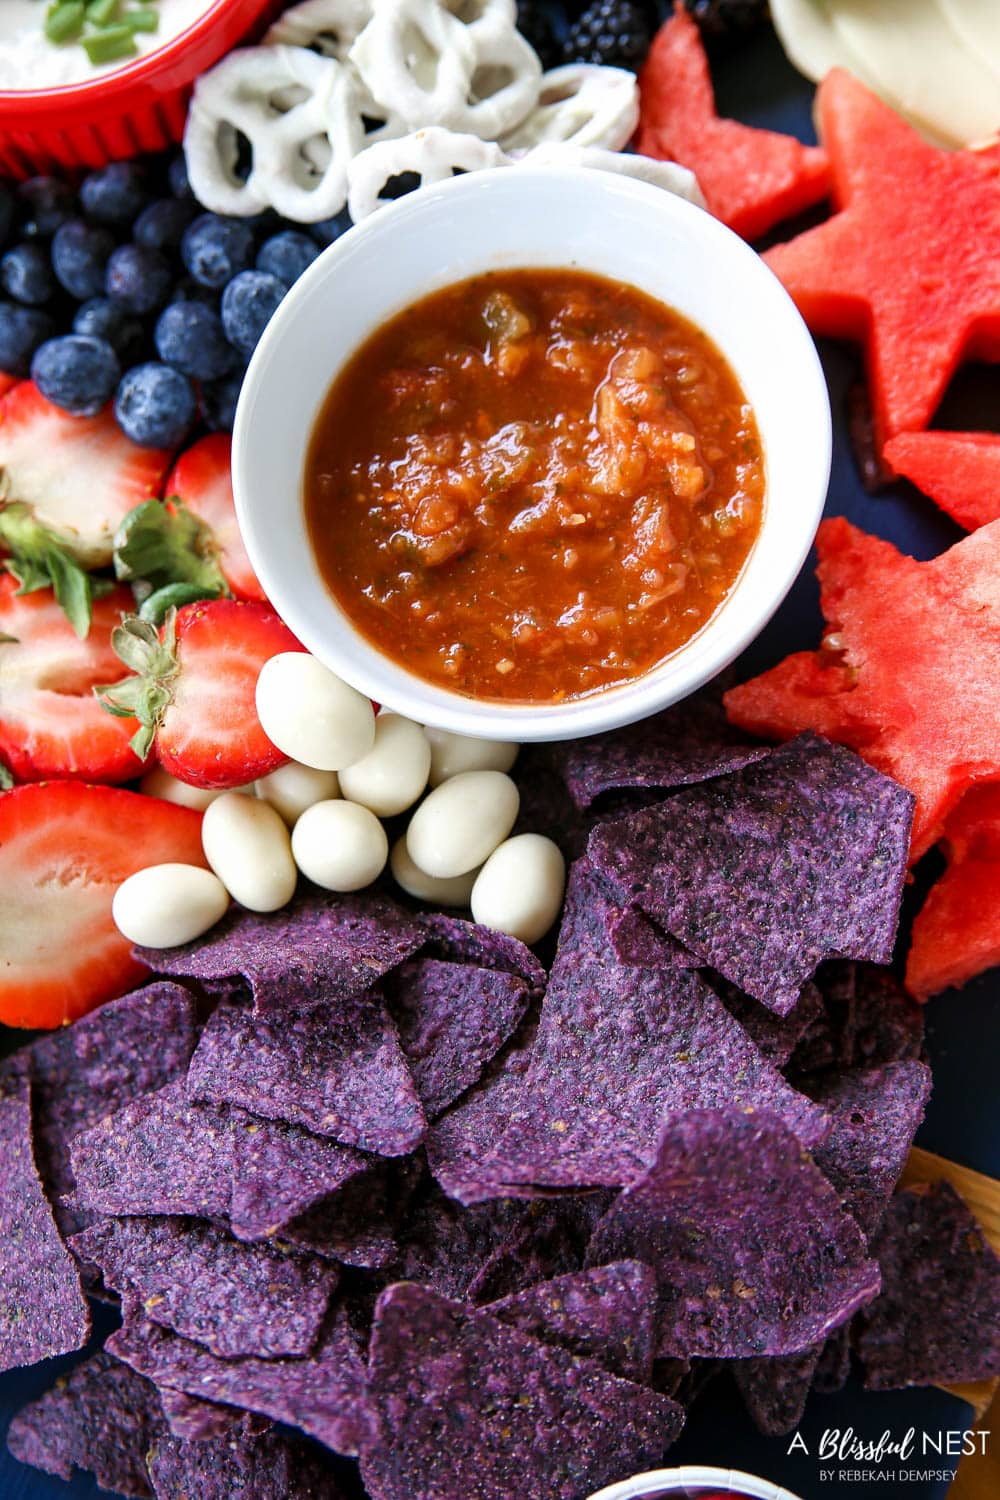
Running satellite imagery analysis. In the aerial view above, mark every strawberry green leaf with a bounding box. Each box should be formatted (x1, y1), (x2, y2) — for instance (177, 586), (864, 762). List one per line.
(0, 758), (12, 791)
(139, 581), (218, 626)
(114, 498), (229, 601)
(95, 609), (181, 762)
(0, 502), (97, 639)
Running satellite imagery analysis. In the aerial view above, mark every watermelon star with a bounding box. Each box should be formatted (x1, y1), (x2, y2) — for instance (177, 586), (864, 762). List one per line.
(907, 784), (1000, 998)
(636, 5), (830, 242)
(765, 71), (1000, 449)
(724, 516), (1000, 861)
(884, 431), (1000, 533)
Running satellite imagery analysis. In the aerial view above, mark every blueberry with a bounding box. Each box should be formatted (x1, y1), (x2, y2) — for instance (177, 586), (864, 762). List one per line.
(220, 270), (285, 358)
(17, 177), (75, 239)
(80, 161), (150, 227)
(0, 302), (56, 377)
(200, 368), (245, 433)
(115, 362), (196, 448)
(0, 185), (15, 251)
(309, 209), (352, 248)
(0, 242), (55, 306)
(168, 152), (192, 200)
(105, 244), (173, 315)
(256, 230), (318, 289)
(154, 300), (236, 381)
(134, 198), (198, 252)
(181, 213), (255, 290)
(51, 219), (116, 301)
(73, 297), (147, 366)
(31, 335), (121, 417)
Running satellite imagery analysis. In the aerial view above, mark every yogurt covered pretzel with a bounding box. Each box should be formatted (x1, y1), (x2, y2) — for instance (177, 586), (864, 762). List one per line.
(185, 46), (370, 222)
(520, 143), (707, 208)
(264, 0), (373, 60)
(501, 63), (639, 152)
(347, 126), (508, 220)
(349, 0), (540, 138)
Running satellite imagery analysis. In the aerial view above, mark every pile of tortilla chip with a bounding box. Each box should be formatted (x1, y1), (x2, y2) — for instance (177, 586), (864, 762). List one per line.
(3, 712), (998, 1500)
(726, 516), (1000, 999)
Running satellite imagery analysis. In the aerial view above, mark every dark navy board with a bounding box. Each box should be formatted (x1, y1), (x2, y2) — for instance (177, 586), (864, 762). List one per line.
(0, 20), (995, 1500)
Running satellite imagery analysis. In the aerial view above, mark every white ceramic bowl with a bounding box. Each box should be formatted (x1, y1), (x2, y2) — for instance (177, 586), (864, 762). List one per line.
(234, 167), (830, 743)
(588, 1465), (804, 1500)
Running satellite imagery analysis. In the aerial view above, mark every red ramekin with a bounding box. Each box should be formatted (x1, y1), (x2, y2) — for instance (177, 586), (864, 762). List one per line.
(0, 0), (286, 179)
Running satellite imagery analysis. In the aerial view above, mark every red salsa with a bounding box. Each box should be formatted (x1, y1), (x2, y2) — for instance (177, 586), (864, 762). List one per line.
(305, 269), (765, 703)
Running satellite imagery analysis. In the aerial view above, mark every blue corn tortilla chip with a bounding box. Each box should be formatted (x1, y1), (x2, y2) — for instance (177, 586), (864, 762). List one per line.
(550, 690), (770, 810)
(148, 1423), (348, 1499)
(856, 1180), (1000, 1389)
(803, 1061), (932, 1237)
(732, 1349), (822, 1436)
(109, 1300), (371, 1458)
(73, 1216), (339, 1359)
(424, 1018), (538, 1204)
(137, 889), (425, 1014)
(70, 1081), (234, 1220)
(186, 994), (425, 1156)
(157, 1387), (259, 1442)
(228, 1111), (373, 1241)
(588, 734), (914, 1014)
(361, 1283), (684, 1500)
(609, 903), (694, 968)
(814, 1326), (853, 1393)
(710, 977), (824, 1068)
(483, 1261), (658, 1383)
(392, 1183), (522, 1300)
(280, 1160), (404, 1269)
(8, 982), (197, 1201)
(466, 1196), (613, 1305)
(465, 861), (829, 1194)
(0, 1075), (89, 1372)
(791, 961), (926, 1076)
(7, 1351), (165, 1497)
(384, 958), (530, 1118)
(417, 911), (546, 996)
(587, 1108), (881, 1359)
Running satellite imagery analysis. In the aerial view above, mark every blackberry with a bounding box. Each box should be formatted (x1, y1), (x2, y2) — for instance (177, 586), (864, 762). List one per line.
(562, 0), (653, 71)
(682, 0), (769, 46)
(516, 0), (561, 69)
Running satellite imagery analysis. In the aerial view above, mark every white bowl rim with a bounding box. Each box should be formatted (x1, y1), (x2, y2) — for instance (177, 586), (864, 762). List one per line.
(586, 1463), (805, 1500)
(234, 165), (831, 743)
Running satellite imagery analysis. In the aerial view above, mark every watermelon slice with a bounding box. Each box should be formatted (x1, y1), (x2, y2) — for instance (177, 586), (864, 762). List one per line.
(765, 70), (1000, 449)
(907, 784), (1000, 998)
(636, 5), (829, 242)
(724, 516), (1000, 861)
(884, 431), (1000, 533)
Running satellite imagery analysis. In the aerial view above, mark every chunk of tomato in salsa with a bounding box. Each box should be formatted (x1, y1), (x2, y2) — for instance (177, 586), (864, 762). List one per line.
(305, 270), (764, 704)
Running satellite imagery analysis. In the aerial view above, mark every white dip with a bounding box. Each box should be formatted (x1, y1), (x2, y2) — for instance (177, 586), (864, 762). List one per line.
(0, 0), (214, 91)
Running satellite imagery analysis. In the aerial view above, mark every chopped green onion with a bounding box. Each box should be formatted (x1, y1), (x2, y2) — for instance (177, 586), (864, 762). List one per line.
(44, 2), (86, 44)
(86, 0), (121, 24)
(122, 8), (160, 33)
(81, 24), (138, 62)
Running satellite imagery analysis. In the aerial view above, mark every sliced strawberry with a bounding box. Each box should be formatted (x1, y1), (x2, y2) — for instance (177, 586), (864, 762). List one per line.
(99, 599), (298, 789)
(0, 574), (144, 783)
(165, 434), (266, 602)
(0, 781), (207, 1028)
(0, 382), (170, 570)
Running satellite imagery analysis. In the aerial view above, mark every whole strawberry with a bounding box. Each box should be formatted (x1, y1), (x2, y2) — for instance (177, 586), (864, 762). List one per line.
(98, 598), (298, 789)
